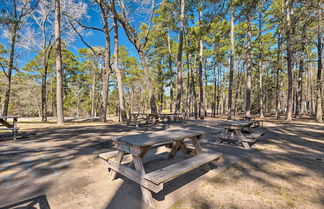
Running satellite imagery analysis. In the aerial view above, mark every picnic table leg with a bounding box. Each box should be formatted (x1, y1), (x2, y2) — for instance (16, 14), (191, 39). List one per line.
(132, 155), (155, 208)
(191, 136), (210, 171)
(129, 146), (151, 168)
(13, 118), (18, 140)
(234, 129), (251, 149)
(168, 141), (181, 159)
(216, 128), (228, 144)
(108, 151), (125, 180)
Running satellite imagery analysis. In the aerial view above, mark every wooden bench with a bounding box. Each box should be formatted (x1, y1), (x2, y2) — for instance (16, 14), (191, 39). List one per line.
(0, 116), (19, 140)
(144, 152), (222, 185)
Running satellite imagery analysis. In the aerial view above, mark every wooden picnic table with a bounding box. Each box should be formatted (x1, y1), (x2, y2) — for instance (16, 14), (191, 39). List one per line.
(217, 120), (264, 149)
(241, 116), (264, 127)
(157, 113), (183, 123)
(99, 129), (222, 208)
(0, 116), (19, 140)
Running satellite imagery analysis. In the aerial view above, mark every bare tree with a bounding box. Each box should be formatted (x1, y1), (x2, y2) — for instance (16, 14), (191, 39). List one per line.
(0, 0), (39, 116)
(55, 0), (64, 124)
(113, 16), (127, 121)
(108, 0), (158, 115)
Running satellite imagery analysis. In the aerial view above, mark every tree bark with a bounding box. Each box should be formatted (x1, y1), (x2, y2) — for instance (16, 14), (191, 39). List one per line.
(258, 11), (264, 118)
(316, 0), (323, 122)
(276, 31), (282, 119)
(175, 0), (185, 114)
(167, 34), (174, 113)
(55, 0), (64, 124)
(113, 17), (127, 121)
(285, 0), (293, 122)
(296, 28), (306, 118)
(198, 0), (205, 119)
(99, 2), (111, 122)
(245, 13), (252, 117)
(2, 24), (17, 116)
(41, 51), (49, 122)
(228, 3), (234, 120)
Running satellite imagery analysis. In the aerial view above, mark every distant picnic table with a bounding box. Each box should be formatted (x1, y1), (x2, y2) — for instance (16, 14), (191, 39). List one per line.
(99, 129), (222, 208)
(127, 113), (183, 127)
(217, 120), (264, 149)
(0, 116), (19, 140)
(240, 116), (264, 127)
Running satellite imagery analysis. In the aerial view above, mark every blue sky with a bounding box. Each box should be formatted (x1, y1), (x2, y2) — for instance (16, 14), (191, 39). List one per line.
(0, 0), (142, 68)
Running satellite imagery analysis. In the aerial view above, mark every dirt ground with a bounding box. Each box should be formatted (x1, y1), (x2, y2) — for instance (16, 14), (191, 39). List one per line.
(0, 117), (323, 209)
(172, 120), (324, 209)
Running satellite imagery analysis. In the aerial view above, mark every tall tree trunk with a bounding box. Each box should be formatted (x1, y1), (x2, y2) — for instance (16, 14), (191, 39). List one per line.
(316, 0), (323, 122)
(212, 62), (217, 117)
(2, 20), (17, 116)
(113, 17), (127, 121)
(167, 34), (174, 113)
(296, 28), (306, 117)
(99, 2), (111, 122)
(276, 31), (282, 119)
(198, 0), (205, 119)
(139, 51), (157, 115)
(91, 72), (96, 118)
(189, 55), (198, 118)
(258, 11), (264, 118)
(285, 0), (293, 122)
(175, 0), (185, 113)
(228, 3), (234, 120)
(41, 52), (49, 122)
(234, 67), (242, 116)
(55, 0), (64, 125)
(246, 13), (252, 117)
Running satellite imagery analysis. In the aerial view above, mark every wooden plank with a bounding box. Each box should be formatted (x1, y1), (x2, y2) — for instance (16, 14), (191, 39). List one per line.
(0, 119), (13, 128)
(245, 132), (264, 139)
(132, 154), (155, 208)
(115, 129), (205, 148)
(99, 151), (120, 160)
(103, 158), (163, 193)
(108, 151), (125, 180)
(144, 152), (222, 185)
(191, 136), (209, 171)
(0, 128), (19, 130)
(168, 141), (181, 159)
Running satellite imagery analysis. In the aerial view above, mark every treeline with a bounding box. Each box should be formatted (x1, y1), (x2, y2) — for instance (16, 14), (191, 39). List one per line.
(0, 0), (323, 124)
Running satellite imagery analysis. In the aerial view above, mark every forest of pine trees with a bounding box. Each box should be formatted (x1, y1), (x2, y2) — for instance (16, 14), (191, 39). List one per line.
(0, 0), (323, 123)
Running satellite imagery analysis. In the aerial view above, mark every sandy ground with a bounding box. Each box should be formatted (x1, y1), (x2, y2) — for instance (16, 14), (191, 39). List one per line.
(172, 120), (324, 209)
(0, 117), (323, 209)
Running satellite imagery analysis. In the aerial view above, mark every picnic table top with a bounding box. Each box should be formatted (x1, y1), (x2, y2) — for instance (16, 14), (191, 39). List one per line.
(224, 120), (253, 127)
(0, 116), (19, 119)
(114, 129), (206, 148)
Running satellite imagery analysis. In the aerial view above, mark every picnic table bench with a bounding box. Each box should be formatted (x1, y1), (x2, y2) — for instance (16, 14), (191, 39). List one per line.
(217, 120), (264, 149)
(99, 129), (222, 208)
(0, 116), (19, 140)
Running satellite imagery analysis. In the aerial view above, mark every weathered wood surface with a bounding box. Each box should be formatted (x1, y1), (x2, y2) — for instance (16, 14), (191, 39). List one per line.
(144, 152), (222, 185)
(0, 116), (19, 119)
(224, 120), (253, 127)
(102, 158), (163, 193)
(245, 132), (264, 139)
(98, 150), (120, 160)
(114, 129), (206, 148)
